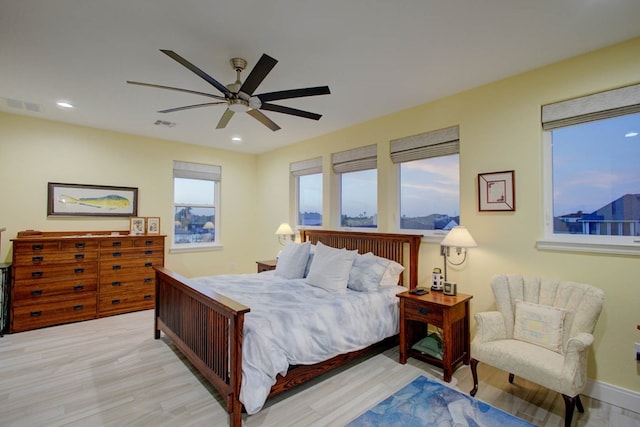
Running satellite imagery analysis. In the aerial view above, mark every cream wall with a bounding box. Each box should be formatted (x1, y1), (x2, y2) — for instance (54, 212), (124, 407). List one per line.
(256, 37), (640, 395)
(0, 113), (259, 277)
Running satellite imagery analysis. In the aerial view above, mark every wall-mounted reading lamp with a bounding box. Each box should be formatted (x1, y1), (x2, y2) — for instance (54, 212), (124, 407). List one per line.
(440, 226), (477, 281)
(275, 222), (295, 245)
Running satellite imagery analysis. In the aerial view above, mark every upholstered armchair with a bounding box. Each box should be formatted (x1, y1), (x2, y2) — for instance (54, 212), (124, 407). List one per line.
(470, 274), (604, 427)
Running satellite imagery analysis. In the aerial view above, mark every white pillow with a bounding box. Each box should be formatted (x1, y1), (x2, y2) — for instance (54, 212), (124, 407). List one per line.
(380, 259), (405, 287)
(303, 244), (316, 278)
(513, 301), (566, 353)
(348, 252), (390, 292)
(306, 242), (357, 293)
(274, 241), (311, 279)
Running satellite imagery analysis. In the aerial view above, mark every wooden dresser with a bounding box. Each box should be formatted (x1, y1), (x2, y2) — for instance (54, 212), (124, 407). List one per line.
(10, 230), (165, 333)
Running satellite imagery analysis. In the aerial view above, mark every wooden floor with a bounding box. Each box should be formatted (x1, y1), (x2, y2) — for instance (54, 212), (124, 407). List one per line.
(0, 310), (638, 427)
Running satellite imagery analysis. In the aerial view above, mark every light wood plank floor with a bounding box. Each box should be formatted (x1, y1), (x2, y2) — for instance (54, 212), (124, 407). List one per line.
(0, 310), (638, 427)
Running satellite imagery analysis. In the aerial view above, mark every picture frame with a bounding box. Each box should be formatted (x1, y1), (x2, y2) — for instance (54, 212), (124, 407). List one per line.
(129, 217), (145, 235)
(146, 217), (160, 235)
(48, 182), (138, 217)
(478, 170), (515, 211)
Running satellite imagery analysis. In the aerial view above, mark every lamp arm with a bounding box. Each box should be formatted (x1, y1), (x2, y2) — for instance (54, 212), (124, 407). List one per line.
(446, 249), (468, 266)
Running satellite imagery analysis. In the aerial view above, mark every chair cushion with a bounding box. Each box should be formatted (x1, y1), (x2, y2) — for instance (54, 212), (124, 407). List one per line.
(513, 301), (566, 353)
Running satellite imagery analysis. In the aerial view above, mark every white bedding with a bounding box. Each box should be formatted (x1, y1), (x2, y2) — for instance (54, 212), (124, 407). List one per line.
(192, 271), (404, 414)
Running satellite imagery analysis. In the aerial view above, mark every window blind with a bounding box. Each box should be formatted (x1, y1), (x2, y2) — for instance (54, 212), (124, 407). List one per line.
(542, 83), (640, 130)
(290, 157), (322, 176)
(390, 125), (459, 164)
(332, 144), (377, 173)
(173, 161), (221, 181)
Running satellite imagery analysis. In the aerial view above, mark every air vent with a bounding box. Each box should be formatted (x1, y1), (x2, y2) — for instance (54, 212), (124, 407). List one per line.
(154, 120), (176, 128)
(1, 97), (43, 112)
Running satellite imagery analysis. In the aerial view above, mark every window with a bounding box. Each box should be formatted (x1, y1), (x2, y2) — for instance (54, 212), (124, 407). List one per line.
(391, 126), (460, 235)
(291, 157), (322, 227)
(539, 83), (640, 254)
(332, 145), (377, 228)
(173, 161), (221, 249)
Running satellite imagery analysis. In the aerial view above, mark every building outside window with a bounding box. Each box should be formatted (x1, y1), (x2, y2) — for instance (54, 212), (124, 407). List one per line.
(173, 161), (220, 248)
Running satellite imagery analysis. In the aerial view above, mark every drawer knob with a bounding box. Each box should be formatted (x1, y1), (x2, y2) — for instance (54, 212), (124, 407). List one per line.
(73, 304), (84, 311)
(32, 256), (44, 263)
(111, 281), (121, 287)
(112, 252), (122, 257)
(75, 243), (85, 249)
(145, 240), (153, 246)
(418, 307), (429, 315)
(144, 250), (153, 255)
(112, 265), (121, 270)
(30, 311), (42, 317)
(144, 277), (153, 283)
(31, 271), (43, 278)
(144, 294), (152, 300)
(75, 254), (85, 260)
(74, 268), (84, 274)
(32, 244), (43, 251)
(74, 285), (85, 291)
(112, 241), (122, 247)
(31, 289), (43, 296)
(112, 299), (121, 305)
(145, 262), (153, 267)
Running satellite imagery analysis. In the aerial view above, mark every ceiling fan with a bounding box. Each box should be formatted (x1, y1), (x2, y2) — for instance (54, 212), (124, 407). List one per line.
(127, 49), (330, 131)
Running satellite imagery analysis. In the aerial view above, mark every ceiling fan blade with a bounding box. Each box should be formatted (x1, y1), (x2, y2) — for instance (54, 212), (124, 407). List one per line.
(239, 54), (278, 97)
(158, 102), (226, 114)
(257, 86), (330, 103)
(247, 109), (281, 131)
(216, 108), (234, 129)
(127, 81), (226, 100)
(160, 49), (231, 97)
(260, 103), (322, 120)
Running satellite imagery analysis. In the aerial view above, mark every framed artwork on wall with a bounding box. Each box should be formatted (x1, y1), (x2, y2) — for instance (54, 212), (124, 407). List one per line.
(478, 170), (515, 211)
(47, 182), (138, 217)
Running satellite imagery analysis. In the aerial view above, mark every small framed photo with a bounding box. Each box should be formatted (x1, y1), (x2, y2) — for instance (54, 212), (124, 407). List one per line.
(146, 217), (160, 235)
(129, 217), (145, 235)
(478, 170), (515, 211)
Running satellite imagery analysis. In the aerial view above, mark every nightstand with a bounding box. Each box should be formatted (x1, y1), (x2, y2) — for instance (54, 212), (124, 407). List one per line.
(397, 290), (473, 382)
(256, 259), (277, 273)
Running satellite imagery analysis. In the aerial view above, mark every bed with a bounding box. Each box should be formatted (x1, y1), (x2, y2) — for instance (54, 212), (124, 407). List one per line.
(154, 229), (422, 427)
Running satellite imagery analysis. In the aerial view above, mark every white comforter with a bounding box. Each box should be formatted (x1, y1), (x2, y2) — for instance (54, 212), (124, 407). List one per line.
(192, 271), (404, 414)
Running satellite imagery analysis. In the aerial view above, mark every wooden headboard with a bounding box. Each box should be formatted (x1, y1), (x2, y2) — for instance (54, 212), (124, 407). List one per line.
(300, 229), (422, 289)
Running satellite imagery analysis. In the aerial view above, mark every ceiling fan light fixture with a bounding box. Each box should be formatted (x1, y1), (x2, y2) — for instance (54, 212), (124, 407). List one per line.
(229, 98), (249, 112)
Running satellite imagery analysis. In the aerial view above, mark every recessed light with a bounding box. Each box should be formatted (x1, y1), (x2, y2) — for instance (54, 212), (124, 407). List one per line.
(624, 132), (638, 138)
(231, 136), (242, 142)
(56, 101), (74, 109)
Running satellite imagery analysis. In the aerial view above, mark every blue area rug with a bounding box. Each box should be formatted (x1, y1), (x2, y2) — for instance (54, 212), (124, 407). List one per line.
(346, 375), (535, 427)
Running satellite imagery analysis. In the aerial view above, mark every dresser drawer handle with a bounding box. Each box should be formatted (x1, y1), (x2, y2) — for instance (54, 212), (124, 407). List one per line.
(74, 268), (84, 274)
(32, 256), (44, 262)
(112, 265), (121, 270)
(31, 271), (43, 278)
(32, 244), (43, 251)
(112, 252), (122, 257)
(30, 310), (42, 317)
(145, 240), (153, 246)
(73, 304), (84, 311)
(75, 243), (85, 249)
(144, 250), (153, 255)
(111, 281), (121, 286)
(144, 277), (153, 283)
(418, 307), (429, 315)
(74, 285), (85, 291)
(75, 254), (85, 260)
(31, 289), (43, 296)
(112, 299), (121, 305)
(144, 294), (153, 300)
(144, 262), (153, 267)
(112, 241), (122, 247)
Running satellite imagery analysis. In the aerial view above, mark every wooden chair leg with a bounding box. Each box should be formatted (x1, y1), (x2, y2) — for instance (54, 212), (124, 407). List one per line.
(508, 373), (515, 383)
(470, 358), (479, 396)
(576, 395), (584, 413)
(561, 394), (577, 427)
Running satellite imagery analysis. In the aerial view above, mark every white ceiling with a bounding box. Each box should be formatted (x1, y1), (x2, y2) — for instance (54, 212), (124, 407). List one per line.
(2, 1), (640, 154)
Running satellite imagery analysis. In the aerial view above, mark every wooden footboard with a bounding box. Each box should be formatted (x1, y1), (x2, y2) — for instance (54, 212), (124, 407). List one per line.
(155, 230), (421, 426)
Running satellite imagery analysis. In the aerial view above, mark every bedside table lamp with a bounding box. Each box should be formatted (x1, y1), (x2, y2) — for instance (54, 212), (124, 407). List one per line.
(440, 226), (477, 281)
(275, 222), (295, 245)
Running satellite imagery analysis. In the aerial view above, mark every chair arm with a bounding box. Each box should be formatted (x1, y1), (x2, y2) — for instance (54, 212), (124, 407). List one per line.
(561, 332), (595, 394)
(565, 332), (594, 354)
(473, 311), (507, 343)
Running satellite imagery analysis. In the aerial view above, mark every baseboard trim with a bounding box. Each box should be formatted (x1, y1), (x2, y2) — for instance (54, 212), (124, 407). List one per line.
(584, 379), (640, 412)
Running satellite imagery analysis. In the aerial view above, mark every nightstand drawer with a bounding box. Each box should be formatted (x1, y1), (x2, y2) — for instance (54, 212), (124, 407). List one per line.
(403, 299), (443, 324)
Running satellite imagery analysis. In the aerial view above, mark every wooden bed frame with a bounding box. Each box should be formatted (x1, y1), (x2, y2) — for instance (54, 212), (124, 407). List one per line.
(154, 230), (422, 427)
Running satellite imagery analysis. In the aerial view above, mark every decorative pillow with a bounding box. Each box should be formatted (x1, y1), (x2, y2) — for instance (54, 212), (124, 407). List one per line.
(274, 241), (311, 279)
(380, 259), (405, 287)
(303, 244), (316, 278)
(513, 301), (566, 353)
(348, 252), (390, 292)
(306, 242), (357, 293)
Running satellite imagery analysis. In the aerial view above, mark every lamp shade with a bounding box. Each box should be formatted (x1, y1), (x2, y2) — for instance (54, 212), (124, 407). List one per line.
(275, 222), (294, 235)
(441, 226), (477, 248)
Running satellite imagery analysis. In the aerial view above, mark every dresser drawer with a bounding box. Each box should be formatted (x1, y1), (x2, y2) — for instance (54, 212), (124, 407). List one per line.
(98, 290), (154, 316)
(99, 239), (134, 249)
(12, 279), (97, 303)
(101, 274), (155, 294)
(102, 247), (162, 260)
(133, 237), (164, 248)
(11, 295), (97, 332)
(12, 241), (59, 254)
(60, 240), (99, 251)
(100, 256), (163, 273)
(403, 299), (444, 325)
(14, 250), (98, 266)
(13, 263), (98, 282)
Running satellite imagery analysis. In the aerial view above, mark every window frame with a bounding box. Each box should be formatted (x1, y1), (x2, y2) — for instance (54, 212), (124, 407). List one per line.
(537, 83), (640, 256)
(171, 161), (222, 253)
(291, 157), (323, 229)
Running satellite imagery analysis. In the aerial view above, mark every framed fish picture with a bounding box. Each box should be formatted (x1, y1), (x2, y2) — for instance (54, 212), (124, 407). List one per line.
(47, 182), (138, 217)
